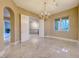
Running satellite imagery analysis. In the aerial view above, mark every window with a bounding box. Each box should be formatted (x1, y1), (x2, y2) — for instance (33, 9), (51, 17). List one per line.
(5, 21), (10, 33)
(61, 17), (69, 32)
(55, 17), (69, 32)
(55, 18), (60, 31)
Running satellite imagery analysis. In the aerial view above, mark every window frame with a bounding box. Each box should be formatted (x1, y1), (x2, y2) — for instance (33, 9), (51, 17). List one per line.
(54, 17), (70, 32)
(54, 18), (61, 32)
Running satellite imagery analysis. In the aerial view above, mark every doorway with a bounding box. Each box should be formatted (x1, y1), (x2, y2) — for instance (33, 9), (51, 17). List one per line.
(29, 16), (40, 37)
(3, 7), (14, 45)
(20, 15), (44, 42)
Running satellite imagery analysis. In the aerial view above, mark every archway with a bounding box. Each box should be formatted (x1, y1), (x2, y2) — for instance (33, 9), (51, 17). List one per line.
(3, 7), (15, 45)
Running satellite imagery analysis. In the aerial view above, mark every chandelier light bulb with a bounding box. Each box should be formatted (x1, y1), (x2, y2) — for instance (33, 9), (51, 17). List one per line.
(44, 11), (47, 15)
(41, 12), (43, 15)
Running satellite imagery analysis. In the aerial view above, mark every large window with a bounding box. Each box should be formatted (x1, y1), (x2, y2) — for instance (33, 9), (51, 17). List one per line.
(55, 17), (69, 32)
(55, 18), (60, 31)
(61, 17), (69, 32)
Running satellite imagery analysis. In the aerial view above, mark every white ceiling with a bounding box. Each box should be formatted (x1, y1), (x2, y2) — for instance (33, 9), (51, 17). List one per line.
(13, 0), (78, 15)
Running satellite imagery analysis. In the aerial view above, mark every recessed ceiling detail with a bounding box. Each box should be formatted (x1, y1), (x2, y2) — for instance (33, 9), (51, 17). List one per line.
(13, 0), (78, 15)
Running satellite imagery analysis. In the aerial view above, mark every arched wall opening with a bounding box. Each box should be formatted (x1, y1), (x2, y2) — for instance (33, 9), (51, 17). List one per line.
(3, 7), (15, 45)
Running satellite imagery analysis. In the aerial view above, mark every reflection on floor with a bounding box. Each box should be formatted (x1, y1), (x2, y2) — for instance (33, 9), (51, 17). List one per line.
(4, 33), (10, 45)
(1, 36), (79, 58)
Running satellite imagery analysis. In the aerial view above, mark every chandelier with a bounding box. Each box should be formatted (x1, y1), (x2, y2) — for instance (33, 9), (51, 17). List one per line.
(40, 0), (57, 21)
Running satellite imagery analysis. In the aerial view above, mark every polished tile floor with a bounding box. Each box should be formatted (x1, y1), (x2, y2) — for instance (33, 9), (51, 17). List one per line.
(1, 36), (79, 58)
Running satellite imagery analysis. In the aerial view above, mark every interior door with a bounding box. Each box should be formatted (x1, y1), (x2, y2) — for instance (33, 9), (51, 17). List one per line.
(21, 15), (30, 42)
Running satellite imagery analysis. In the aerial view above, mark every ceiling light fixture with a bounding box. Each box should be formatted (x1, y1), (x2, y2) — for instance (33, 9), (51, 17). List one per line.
(40, 0), (57, 21)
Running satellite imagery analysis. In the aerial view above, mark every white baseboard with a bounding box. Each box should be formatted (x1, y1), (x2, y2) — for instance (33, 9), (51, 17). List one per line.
(44, 36), (78, 43)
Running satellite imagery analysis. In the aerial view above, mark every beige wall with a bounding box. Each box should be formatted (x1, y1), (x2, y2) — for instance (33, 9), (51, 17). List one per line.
(17, 6), (40, 18)
(0, 0), (39, 49)
(78, 5), (79, 40)
(0, 0), (18, 49)
(45, 7), (78, 40)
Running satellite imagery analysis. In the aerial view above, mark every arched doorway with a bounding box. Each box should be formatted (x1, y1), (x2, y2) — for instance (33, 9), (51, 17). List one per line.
(3, 7), (15, 45)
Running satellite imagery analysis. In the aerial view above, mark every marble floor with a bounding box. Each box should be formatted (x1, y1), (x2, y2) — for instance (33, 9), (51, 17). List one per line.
(1, 36), (79, 58)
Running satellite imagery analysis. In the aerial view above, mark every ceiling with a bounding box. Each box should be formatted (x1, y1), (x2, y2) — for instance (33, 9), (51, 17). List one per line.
(13, 0), (78, 16)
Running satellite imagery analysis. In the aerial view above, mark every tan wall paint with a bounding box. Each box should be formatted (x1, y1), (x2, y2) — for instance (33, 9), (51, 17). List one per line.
(0, 0), (18, 49)
(0, 0), (40, 49)
(78, 5), (79, 40)
(44, 19), (51, 35)
(45, 7), (78, 40)
(17, 6), (40, 18)
(0, 1), (4, 49)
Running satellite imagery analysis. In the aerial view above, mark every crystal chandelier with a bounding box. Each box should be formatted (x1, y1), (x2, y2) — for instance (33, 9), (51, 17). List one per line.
(40, 0), (57, 21)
